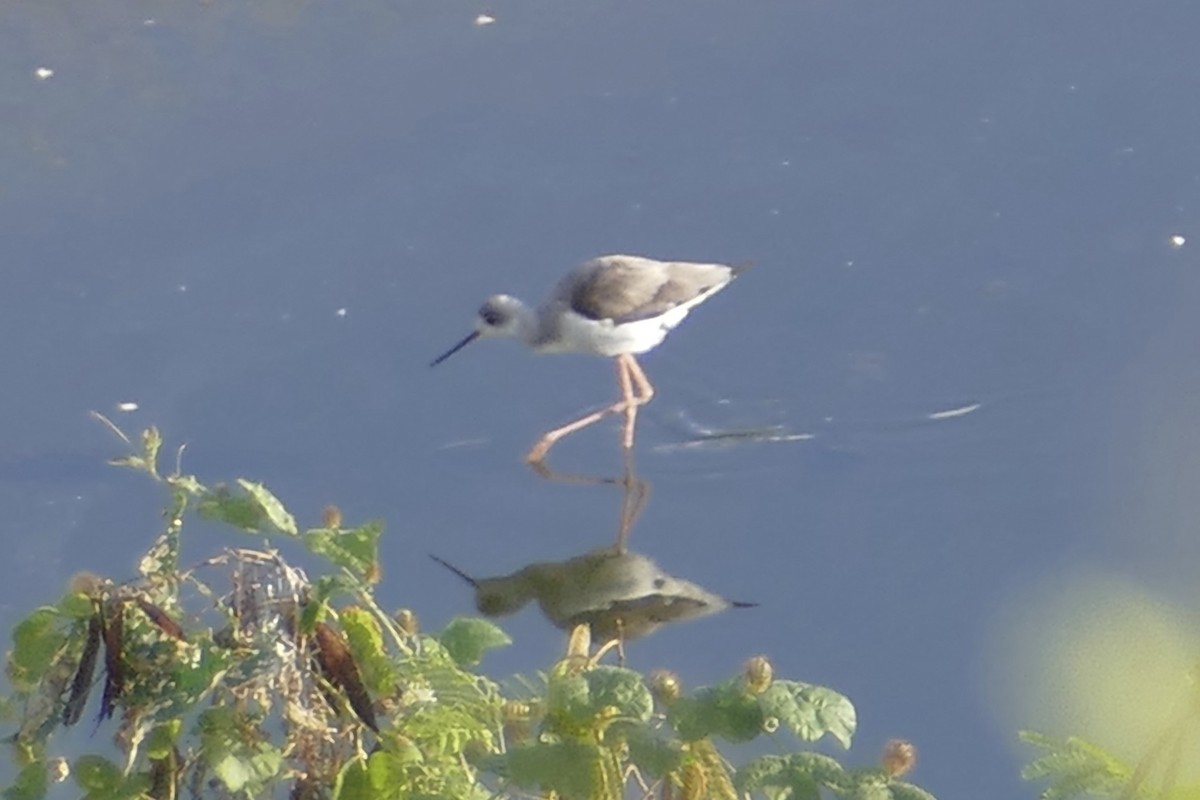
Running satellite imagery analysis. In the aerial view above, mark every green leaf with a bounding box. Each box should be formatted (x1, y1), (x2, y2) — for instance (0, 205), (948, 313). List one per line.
(2, 761), (49, 800)
(583, 666), (654, 722)
(197, 486), (267, 532)
(612, 721), (683, 777)
(890, 781), (940, 800)
(167, 643), (234, 709)
(546, 673), (593, 727)
(340, 606), (397, 694)
(544, 666), (652, 729)
(1018, 730), (1131, 800)
(303, 521), (383, 580)
(737, 753), (850, 799)
(145, 720), (182, 759)
(199, 708), (283, 794)
(847, 774), (897, 800)
(107, 455), (151, 474)
(56, 593), (97, 619)
(237, 479), (298, 536)
(8, 608), (67, 690)
(167, 473), (206, 496)
(297, 575), (359, 633)
(333, 758), (372, 800)
(503, 740), (603, 797)
(758, 679), (857, 748)
(670, 680), (766, 743)
(209, 746), (282, 794)
(736, 754), (793, 789)
(438, 617), (511, 667)
(72, 755), (122, 792)
(140, 427), (163, 476)
(367, 743), (426, 790)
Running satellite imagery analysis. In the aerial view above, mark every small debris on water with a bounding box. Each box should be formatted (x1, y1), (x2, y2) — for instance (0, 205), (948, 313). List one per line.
(927, 402), (980, 421)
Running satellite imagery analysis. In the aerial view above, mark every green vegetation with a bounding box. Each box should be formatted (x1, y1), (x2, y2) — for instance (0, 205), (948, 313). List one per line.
(1020, 722), (1200, 800)
(2, 421), (935, 799)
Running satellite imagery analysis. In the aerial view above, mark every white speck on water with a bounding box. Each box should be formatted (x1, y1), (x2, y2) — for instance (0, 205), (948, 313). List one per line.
(336, 307), (348, 317)
(116, 401), (139, 412)
(439, 437), (491, 450)
(474, 13), (496, 26)
(927, 402), (981, 421)
(1169, 234), (1186, 249)
(35, 67), (54, 80)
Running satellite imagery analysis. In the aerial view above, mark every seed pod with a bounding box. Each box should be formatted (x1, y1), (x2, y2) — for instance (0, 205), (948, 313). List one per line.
(313, 622), (378, 732)
(321, 505), (343, 529)
(566, 624), (591, 660)
(67, 571), (106, 598)
(881, 738), (917, 778)
(680, 761), (706, 800)
(135, 598), (185, 640)
(743, 655), (774, 694)
(147, 748), (179, 800)
(502, 700), (535, 745)
(649, 670), (682, 705)
(393, 608), (419, 636)
(99, 600), (127, 721)
(62, 613), (102, 726)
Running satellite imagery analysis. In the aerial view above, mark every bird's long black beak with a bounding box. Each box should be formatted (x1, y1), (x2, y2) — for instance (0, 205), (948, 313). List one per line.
(430, 330), (481, 367)
(429, 554), (479, 587)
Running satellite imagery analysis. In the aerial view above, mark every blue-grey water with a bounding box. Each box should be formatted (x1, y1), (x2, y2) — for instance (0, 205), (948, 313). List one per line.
(4, 2), (1200, 798)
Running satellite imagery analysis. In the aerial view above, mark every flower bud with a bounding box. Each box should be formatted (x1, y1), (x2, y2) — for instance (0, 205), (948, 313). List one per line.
(321, 505), (343, 529)
(743, 654), (773, 694)
(394, 608), (419, 636)
(649, 670), (682, 705)
(881, 738), (917, 778)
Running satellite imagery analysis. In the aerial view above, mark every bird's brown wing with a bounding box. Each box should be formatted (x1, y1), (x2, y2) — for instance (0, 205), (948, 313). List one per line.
(565, 255), (734, 324)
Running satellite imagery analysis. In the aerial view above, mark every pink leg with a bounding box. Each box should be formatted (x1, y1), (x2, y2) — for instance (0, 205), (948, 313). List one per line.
(618, 354), (655, 449)
(525, 359), (633, 463)
(624, 355), (656, 405)
(524, 354), (658, 463)
(617, 355), (638, 449)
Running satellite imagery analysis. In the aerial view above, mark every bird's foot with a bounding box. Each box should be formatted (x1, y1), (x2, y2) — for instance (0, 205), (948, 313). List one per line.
(525, 439), (554, 464)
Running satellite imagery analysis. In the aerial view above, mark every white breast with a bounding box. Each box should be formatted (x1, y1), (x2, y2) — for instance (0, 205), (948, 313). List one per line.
(537, 297), (706, 357)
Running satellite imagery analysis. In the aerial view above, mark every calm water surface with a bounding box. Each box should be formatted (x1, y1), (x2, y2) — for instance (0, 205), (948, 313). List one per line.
(3, 2), (1200, 797)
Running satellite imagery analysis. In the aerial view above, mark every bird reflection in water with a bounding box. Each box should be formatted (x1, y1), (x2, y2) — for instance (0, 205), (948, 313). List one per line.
(432, 455), (754, 646)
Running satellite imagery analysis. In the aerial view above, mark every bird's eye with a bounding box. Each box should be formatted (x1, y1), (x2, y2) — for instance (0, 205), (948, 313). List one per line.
(480, 306), (504, 326)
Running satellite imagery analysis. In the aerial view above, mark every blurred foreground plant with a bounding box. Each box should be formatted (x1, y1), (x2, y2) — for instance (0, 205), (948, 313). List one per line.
(2, 421), (937, 800)
(1021, 684), (1200, 800)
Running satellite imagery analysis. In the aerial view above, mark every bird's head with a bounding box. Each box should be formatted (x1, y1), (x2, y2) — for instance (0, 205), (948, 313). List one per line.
(430, 294), (530, 366)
